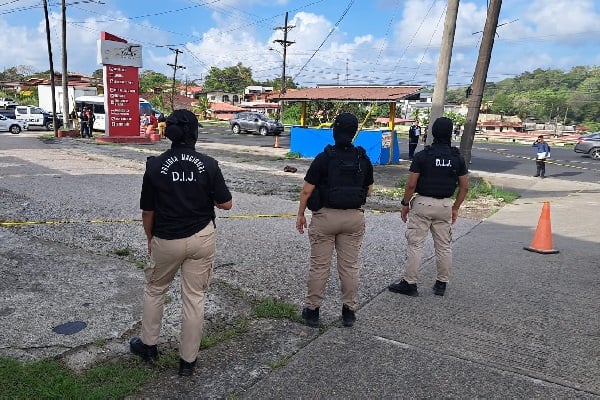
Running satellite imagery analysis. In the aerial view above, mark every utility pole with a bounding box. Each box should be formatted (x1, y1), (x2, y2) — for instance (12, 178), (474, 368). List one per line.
(167, 48), (185, 112)
(42, 0), (58, 137)
(273, 11), (295, 122)
(459, 0), (502, 166)
(426, 0), (459, 145)
(61, 0), (70, 128)
(346, 58), (349, 85)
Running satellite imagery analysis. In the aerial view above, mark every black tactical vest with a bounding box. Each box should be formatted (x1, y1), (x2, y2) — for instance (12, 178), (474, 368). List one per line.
(415, 145), (461, 198)
(321, 145), (368, 209)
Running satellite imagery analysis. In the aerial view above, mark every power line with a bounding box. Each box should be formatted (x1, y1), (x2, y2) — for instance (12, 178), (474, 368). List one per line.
(293, 0), (355, 82)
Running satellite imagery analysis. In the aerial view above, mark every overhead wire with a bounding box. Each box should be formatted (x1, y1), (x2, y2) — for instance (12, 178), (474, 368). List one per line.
(367, 0), (401, 82)
(408, 4), (445, 83)
(390, 0), (436, 77)
(292, 0), (355, 83)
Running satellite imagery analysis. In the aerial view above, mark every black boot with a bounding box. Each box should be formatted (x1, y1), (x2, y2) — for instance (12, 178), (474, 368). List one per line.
(301, 307), (320, 327)
(129, 336), (158, 363)
(178, 358), (197, 377)
(341, 305), (356, 327)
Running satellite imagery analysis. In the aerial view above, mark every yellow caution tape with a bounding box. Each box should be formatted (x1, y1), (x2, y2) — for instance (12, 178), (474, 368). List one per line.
(0, 213), (297, 226)
(0, 210), (399, 227)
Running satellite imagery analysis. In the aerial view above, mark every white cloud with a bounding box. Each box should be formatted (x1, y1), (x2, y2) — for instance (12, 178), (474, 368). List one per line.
(526, 0), (600, 41)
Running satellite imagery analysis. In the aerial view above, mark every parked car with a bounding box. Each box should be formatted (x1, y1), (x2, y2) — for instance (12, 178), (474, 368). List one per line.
(0, 114), (27, 134)
(0, 97), (18, 109)
(229, 112), (284, 136)
(0, 109), (16, 119)
(14, 105), (62, 130)
(574, 132), (600, 159)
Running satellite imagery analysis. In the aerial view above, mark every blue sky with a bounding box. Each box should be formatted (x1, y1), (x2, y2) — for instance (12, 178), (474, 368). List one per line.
(1, 0), (599, 88)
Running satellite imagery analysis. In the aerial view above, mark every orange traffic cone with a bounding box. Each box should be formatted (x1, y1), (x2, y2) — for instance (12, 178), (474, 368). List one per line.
(273, 135), (280, 148)
(524, 201), (559, 254)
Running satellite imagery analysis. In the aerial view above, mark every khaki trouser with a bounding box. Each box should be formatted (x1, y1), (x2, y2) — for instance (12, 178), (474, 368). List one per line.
(402, 195), (453, 284)
(141, 223), (215, 363)
(306, 207), (365, 311)
(158, 122), (166, 137)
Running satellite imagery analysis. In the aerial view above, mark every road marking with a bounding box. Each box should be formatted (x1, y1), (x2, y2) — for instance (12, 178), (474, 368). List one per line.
(478, 147), (599, 171)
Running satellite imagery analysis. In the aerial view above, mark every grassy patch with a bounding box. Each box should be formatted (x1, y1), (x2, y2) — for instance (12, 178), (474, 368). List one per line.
(0, 356), (154, 399)
(374, 175), (518, 204)
(267, 354), (292, 369)
(93, 338), (109, 347)
(113, 247), (131, 257)
(284, 152), (301, 159)
(200, 318), (250, 348)
(254, 298), (302, 322)
(466, 177), (519, 203)
(373, 176), (407, 199)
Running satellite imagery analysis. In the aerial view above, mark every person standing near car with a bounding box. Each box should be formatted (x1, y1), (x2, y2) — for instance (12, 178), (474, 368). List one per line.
(157, 113), (167, 138)
(130, 109), (233, 377)
(532, 135), (550, 178)
(408, 121), (421, 159)
(79, 108), (89, 138)
(86, 108), (95, 137)
(296, 112), (374, 328)
(388, 117), (469, 297)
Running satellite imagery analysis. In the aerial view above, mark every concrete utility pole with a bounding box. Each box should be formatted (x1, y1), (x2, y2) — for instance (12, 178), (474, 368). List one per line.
(42, 0), (58, 137)
(426, 0), (460, 145)
(61, 0), (70, 127)
(273, 11), (295, 121)
(167, 48), (186, 112)
(459, 0), (502, 167)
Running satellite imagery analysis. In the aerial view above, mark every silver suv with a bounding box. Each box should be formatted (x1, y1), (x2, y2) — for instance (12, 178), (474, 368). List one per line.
(229, 112), (283, 136)
(574, 132), (600, 159)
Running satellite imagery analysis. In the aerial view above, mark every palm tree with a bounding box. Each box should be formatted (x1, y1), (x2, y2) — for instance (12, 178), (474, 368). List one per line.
(193, 97), (210, 120)
(411, 108), (421, 123)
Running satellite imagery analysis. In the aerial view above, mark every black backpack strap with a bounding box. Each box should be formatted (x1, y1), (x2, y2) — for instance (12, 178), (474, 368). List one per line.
(324, 144), (335, 157)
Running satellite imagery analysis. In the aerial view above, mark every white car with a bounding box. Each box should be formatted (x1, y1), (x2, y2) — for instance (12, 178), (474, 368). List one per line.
(0, 114), (27, 134)
(0, 97), (18, 109)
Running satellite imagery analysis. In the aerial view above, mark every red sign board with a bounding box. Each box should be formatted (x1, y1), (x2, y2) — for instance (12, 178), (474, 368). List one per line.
(104, 65), (139, 136)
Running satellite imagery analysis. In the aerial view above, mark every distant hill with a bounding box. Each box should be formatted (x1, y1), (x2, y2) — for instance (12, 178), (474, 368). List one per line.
(446, 66), (600, 131)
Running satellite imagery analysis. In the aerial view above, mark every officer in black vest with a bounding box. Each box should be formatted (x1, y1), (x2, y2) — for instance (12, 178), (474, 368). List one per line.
(296, 112), (374, 328)
(131, 109), (232, 377)
(408, 121), (421, 159)
(389, 117), (468, 297)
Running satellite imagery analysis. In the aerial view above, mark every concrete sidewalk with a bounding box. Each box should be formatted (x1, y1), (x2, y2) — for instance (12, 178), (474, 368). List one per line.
(240, 176), (600, 398)
(0, 132), (598, 398)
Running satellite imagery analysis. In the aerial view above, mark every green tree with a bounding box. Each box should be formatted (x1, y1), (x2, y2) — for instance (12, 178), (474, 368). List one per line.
(139, 70), (171, 93)
(444, 111), (465, 127)
(203, 63), (255, 93)
(193, 96), (210, 120)
(446, 87), (467, 104)
(262, 77), (297, 92)
(92, 69), (103, 80)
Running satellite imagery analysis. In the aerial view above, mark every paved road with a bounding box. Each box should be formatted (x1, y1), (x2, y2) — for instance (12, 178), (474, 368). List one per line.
(195, 126), (599, 183)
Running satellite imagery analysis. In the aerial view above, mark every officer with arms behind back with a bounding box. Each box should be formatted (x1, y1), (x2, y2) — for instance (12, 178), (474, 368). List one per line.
(296, 112), (374, 328)
(130, 109), (233, 377)
(389, 117), (469, 297)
